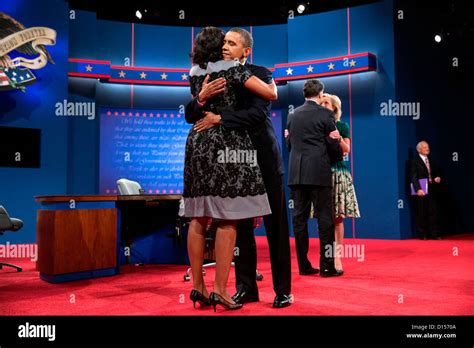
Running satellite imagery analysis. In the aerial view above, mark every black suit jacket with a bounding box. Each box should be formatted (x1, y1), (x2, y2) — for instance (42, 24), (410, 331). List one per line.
(410, 155), (441, 191)
(286, 100), (337, 187)
(185, 63), (284, 176)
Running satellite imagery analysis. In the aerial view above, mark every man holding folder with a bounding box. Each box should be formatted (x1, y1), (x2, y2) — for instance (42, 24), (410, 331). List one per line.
(410, 141), (442, 240)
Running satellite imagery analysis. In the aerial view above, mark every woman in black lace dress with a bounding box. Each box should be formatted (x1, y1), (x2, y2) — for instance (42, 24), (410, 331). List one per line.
(184, 27), (277, 311)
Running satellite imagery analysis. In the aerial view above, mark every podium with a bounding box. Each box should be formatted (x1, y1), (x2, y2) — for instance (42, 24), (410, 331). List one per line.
(35, 194), (184, 283)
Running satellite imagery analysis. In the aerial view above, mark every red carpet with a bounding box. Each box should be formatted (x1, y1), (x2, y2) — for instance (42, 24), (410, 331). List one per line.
(1, 235), (473, 316)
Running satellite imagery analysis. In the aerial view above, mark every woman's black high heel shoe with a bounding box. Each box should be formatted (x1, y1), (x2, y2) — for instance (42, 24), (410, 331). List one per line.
(190, 289), (211, 308)
(209, 292), (243, 312)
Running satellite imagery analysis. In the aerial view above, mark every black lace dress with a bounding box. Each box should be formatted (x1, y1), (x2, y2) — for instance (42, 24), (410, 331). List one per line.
(182, 60), (271, 219)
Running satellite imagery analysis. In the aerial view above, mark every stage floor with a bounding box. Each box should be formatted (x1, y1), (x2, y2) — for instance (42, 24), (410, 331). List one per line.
(1, 235), (473, 316)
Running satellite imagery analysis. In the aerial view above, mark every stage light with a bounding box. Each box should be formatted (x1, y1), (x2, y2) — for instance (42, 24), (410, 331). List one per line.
(297, 4), (306, 14)
(136, 10), (142, 19)
(434, 34), (442, 43)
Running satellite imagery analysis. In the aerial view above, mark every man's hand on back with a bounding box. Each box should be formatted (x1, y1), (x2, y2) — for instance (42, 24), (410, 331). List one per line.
(194, 111), (221, 132)
(197, 75), (226, 103)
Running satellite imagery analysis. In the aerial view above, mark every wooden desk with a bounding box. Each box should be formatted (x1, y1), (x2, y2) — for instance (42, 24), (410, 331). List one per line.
(35, 195), (182, 283)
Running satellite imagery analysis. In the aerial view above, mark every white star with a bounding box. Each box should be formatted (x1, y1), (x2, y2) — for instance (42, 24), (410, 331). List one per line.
(181, 74), (188, 80)
(307, 65), (314, 73)
(119, 70), (126, 78)
(349, 60), (357, 67)
(12, 77), (16, 81)
(85, 64), (93, 72)
(140, 72), (147, 79)
(12, 71), (17, 76)
(286, 67), (293, 75)
(26, 73), (31, 78)
(20, 76), (24, 80)
(161, 72), (168, 80)
(328, 63), (335, 70)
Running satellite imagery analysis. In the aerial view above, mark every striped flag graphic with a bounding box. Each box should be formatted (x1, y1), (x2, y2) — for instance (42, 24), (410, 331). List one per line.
(0, 69), (10, 87)
(0, 67), (36, 90)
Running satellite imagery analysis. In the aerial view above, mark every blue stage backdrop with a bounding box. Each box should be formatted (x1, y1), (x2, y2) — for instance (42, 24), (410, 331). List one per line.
(9, 0), (467, 244)
(0, 0), (68, 244)
(67, 1), (406, 240)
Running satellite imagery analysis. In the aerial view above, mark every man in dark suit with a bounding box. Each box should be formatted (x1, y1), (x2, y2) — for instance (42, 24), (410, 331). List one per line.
(410, 141), (442, 240)
(185, 28), (292, 308)
(286, 79), (342, 277)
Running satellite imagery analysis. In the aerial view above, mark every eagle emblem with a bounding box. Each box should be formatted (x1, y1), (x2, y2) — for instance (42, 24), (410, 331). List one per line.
(0, 12), (56, 91)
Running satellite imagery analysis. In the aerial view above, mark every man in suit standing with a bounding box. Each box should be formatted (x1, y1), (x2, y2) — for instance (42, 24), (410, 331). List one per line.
(410, 141), (442, 240)
(286, 79), (342, 277)
(185, 28), (292, 308)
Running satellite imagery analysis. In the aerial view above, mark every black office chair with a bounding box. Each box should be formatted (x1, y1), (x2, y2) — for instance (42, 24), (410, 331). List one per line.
(0, 205), (24, 272)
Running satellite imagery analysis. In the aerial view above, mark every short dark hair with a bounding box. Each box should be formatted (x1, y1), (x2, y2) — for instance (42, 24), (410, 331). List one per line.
(303, 79), (324, 98)
(229, 28), (253, 48)
(191, 27), (225, 69)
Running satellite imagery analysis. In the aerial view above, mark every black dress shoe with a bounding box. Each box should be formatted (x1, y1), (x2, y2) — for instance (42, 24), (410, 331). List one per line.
(320, 269), (344, 277)
(273, 294), (292, 308)
(299, 267), (319, 275)
(231, 289), (259, 304)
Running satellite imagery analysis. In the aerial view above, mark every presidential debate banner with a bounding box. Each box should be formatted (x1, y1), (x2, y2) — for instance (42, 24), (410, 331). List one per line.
(99, 107), (283, 194)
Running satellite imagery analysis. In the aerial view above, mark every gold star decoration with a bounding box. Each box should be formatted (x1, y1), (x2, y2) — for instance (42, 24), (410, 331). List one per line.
(307, 65), (314, 73)
(119, 70), (126, 78)
(328, 63), (335, 70)
(140, 72), (147, 79)
(85, 64), (93, 72)
(349, 59), (357, 67)
(161, 72), (168, 80)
